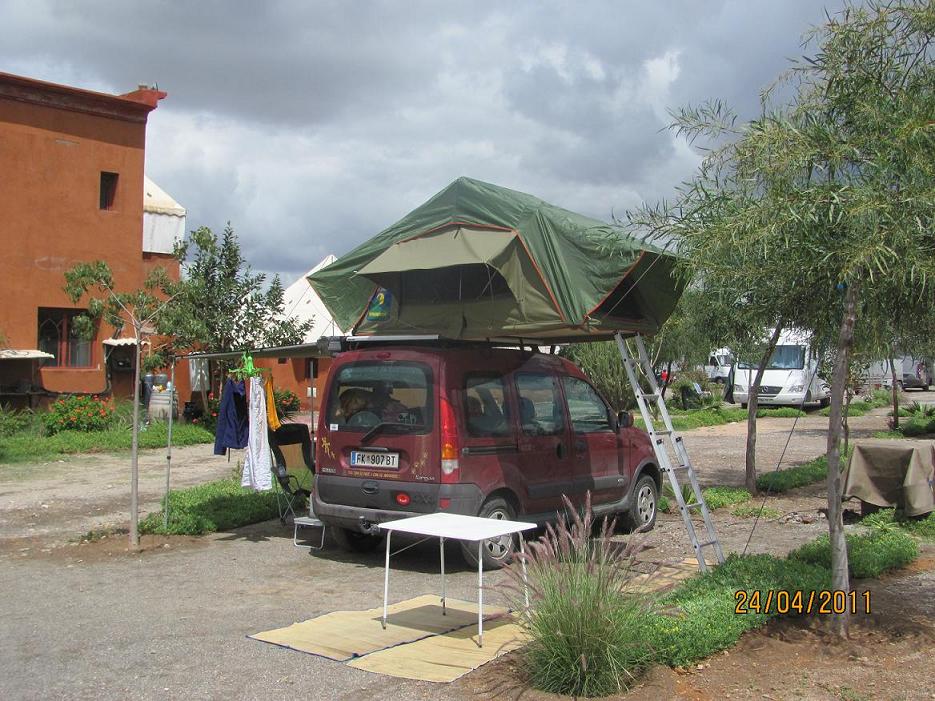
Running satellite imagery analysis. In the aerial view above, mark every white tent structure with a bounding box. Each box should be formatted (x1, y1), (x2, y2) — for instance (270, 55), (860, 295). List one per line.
(282, 255), (344, 342)
(143, 175), (186, 255)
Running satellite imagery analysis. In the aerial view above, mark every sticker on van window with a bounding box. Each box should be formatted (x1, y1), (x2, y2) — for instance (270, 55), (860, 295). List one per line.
(329, 423), (338, 431)
(366, 288), (392, 321)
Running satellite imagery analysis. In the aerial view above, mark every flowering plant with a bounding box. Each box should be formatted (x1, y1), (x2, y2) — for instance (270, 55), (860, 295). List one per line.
(42, 395), (115, 434)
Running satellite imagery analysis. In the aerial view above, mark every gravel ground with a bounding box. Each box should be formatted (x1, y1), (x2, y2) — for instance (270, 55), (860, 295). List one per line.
(0, 400), (927, 700)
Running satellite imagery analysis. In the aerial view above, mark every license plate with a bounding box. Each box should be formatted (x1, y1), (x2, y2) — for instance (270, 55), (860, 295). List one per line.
(350, 451), (400, 469)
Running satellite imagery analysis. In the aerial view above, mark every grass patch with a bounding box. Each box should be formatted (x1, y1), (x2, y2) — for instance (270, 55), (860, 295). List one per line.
(861, 509), (935, 539)
(756, 455), (829, 493)
(0, 421), (213, 463)
(818, 399), (874, 417)
(702, 486), (751, 510)
(789, 528), (918, 578)
(139, 478), (279, 536)
(731, 504), (782, 519)
(659, 486), (751, 513)
(641, 553), (832, 667)
(509, 501), (921, 693)
(757, 407), (807, 418)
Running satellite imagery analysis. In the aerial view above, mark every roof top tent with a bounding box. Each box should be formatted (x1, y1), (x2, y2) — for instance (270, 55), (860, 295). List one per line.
(308, 177), (683, 343)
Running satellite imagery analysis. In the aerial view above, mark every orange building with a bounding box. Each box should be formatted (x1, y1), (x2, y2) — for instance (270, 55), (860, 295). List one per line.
(0, 71), (189, 406)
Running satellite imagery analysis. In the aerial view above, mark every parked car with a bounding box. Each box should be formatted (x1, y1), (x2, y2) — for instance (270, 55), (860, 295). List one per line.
(313, 344), (660, 568)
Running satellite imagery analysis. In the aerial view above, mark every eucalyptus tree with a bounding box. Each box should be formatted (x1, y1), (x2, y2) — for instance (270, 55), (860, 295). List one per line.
(630, 1), (935, 635)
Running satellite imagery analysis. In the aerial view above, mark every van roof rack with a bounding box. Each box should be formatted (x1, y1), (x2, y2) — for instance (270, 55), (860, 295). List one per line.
(317, 335), (555, 355)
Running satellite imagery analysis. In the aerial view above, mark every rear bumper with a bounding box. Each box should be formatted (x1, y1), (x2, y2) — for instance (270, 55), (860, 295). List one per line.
(313, 475), (484, 532)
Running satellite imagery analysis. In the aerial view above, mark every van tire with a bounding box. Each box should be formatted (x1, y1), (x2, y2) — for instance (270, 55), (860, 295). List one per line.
(622, 474), (658, 533)
(460, 497), (517, 570)
(331, 526), (384, 553)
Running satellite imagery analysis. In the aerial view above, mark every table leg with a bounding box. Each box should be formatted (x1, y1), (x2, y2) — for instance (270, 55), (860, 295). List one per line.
(440, 536), (446, 615)
(382, 530), (392, 630)
(520, 534), (530, 612)
(477, 540), (483, 648)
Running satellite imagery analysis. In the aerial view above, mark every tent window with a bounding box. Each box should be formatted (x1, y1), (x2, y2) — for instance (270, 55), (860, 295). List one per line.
(37, 308), (92, 367)
(401, 264), (511, 304)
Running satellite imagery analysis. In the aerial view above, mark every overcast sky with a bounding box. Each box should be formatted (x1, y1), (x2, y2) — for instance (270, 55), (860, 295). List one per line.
(1, 1), (847, 285)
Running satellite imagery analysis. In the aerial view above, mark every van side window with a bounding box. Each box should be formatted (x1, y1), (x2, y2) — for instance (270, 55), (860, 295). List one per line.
(562, 377), (612, 433)
(464, 375), (511, 437)
(515, 373), (564, 436)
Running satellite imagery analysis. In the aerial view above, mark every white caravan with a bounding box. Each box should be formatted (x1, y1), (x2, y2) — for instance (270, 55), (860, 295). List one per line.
(704, 348), (733, 384)
(732, 330), (830, 408)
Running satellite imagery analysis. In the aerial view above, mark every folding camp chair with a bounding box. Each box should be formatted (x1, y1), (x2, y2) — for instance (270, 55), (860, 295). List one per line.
(269, 427), (325, 550)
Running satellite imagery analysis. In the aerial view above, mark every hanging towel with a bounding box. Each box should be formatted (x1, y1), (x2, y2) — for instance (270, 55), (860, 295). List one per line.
(214, 378), (248, 455)
(242, 375), (273, 491)
(265, 374), (281, 432)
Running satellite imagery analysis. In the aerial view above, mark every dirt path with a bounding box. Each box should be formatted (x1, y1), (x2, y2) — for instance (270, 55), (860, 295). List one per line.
(0, 443), (235, 545)
(0, 408), (893, 550)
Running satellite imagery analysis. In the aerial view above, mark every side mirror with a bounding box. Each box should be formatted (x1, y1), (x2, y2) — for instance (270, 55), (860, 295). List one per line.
(617, 410), (633, 429)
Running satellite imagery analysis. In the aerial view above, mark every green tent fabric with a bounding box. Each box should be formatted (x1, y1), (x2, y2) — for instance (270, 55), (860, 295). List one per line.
(308, 177), (683, 341)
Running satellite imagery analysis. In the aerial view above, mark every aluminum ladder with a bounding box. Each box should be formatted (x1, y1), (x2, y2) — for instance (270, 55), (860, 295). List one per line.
(614, 333), (725, 572)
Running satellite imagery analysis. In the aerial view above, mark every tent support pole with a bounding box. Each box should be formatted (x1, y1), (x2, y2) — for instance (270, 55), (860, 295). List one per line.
(163, 358), (176, 530)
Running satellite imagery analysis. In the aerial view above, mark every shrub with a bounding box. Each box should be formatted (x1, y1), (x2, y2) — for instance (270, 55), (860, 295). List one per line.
(818, 399), (874, 417)
(42, 395), (115, 435)
(756, 455), (828, 493)
(140, 478), (279, 535)
(789, 527), (918, 579)
(502, 495), (655, 697)
(273, 388), (301, 419)
(0, 404), (35, 437)
(900, 416), (935, 437)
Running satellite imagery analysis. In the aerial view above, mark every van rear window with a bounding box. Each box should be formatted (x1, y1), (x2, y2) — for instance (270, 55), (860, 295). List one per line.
(326, 361), (432, 433)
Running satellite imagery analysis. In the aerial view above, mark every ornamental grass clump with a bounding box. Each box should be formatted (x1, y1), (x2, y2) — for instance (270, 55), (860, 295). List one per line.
(501, 494), (654, 698)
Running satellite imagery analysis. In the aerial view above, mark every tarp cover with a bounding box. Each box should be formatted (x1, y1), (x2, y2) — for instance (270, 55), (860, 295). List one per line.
(308, 177), (683, 341)
(843, 439), (935, 517)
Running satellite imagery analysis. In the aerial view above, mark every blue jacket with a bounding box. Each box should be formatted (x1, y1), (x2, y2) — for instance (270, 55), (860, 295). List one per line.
(214, 378), (248, 455)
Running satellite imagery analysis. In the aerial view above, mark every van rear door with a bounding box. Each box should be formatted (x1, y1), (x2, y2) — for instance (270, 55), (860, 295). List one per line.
(319, 355), (439, 491)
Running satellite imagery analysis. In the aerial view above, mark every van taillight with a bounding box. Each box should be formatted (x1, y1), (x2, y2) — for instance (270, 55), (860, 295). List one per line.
(439, 395), (460, 482)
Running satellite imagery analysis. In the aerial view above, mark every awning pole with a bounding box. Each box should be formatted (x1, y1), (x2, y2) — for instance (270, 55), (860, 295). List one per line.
(163, 358), (176, 530)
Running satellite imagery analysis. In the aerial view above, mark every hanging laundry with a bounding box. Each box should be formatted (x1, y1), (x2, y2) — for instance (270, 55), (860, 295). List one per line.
(214, 378), (248, 455)
(242, 375), (273, 491)
(264, 373), (281, 432)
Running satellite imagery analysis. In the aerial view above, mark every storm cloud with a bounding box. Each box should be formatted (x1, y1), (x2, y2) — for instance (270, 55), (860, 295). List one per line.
(1, 0), (840, 281)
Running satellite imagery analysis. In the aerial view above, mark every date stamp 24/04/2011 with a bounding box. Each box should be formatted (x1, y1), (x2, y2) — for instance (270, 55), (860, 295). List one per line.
(735, 590), (871, 615)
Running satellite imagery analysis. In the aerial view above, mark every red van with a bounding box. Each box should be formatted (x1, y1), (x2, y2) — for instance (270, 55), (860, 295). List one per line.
(313, 344), (660, 568)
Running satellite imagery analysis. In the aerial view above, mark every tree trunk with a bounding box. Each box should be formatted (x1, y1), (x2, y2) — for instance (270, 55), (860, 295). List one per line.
(825, 281), (860, 638)
(843, 389), (851, 455)
(129, 326), (143, 551)
(888, 357), (899, 430)
(745, 321), (784, 494)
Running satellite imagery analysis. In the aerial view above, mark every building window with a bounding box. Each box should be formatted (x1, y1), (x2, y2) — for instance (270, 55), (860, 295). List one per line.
(37, 308), (92, 367)
(99, 171), (118, 210)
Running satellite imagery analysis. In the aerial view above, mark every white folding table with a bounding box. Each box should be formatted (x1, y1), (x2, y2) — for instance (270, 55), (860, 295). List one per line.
(378, 512), (536, 647)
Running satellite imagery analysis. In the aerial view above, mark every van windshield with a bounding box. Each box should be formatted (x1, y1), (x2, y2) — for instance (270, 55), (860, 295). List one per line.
(738, 345), (806, 370)
(326, 361), (432, 432)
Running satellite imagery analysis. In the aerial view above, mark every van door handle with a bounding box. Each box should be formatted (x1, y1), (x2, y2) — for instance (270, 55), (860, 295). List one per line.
(556, 442), (564, 459)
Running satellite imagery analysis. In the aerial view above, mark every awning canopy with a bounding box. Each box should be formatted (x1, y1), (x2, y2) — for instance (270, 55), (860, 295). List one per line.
(309, 177), (684, 342)
(0, 349), (54, 360)
(103, 337), (148, 347)
(177, 343), (326, 362)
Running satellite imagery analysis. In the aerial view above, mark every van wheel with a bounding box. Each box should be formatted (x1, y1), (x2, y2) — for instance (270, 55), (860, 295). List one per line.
(331, 527), (384, 553)
(461, 497), (517, 570)
(622, 475), (658, 533)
